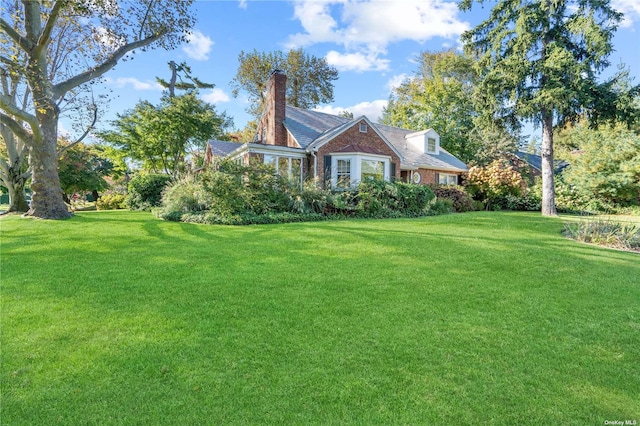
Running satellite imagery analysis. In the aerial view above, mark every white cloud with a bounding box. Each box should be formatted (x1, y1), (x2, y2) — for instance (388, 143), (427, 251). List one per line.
(314, 99), (388, 123)
(386, 73), (409, 91)
(92, 26), (126, 50)
(325, 50), (390, 72)
(287, 0), (469, 72)
(238, 0), (248, 9)
(105, 77), (163, 91)
(183, 30), (214, 61)
(201, 88), (230, 103)
(613, 0), (640, 27)
(58, 122), (71, 138)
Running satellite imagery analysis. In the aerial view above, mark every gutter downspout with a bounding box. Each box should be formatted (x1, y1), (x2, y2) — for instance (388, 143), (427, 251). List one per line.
(310, 149), (318, 187)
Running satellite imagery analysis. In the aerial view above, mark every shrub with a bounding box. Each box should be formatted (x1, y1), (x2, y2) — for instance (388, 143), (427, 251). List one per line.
(466, 159), (527, 208)
(428, 199), (453, 215)
(96, 192), (127, 210)
(161, 176), (209, 213)
(158, 161), (439, 225)
(563, 218), (640, 252)
(493, 192), (541, 211)
(297, 182), (331, 214)
(395, 181), (436, 215)
(430, 185), (475, 212)
(126, 173), (172, 210)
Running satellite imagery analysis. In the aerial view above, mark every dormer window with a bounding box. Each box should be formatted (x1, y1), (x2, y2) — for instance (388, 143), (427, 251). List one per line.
(405, 130), (440, 155)
(427, 137), (437, 153)
(359, 122), (368, 133)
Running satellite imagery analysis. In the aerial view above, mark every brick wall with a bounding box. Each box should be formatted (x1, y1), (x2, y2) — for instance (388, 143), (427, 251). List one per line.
(258, 71), (288, 147)
(316, 120), (401, 184)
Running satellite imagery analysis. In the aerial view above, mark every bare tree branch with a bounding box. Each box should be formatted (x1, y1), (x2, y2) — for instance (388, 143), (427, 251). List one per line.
(0, 55), (24, 73)
(53, 32), (166, 98)
(0, 111), (34, 145)
(0, 17), (33, 52)
(33, 0), (66, 59)
(57, 103), (98, 155)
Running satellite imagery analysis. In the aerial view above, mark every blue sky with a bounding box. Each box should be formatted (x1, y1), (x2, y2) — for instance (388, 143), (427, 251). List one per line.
(77, 0), (640, 141)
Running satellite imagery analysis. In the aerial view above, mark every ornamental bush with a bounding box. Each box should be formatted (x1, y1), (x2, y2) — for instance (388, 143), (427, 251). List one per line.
(126, 173), (172, 210)
(430, 185), (475, 212)
(96, 192), (127, 210)
(158, 160), (440, 225)
(466, 159), (527, 209)
(161, 176), (210, 213)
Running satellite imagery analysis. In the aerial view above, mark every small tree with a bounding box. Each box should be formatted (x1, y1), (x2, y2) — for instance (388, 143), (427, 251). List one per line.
(562, 125), (640, 206)
(57, 142), (111, 203)
(98, 93), (232, 178)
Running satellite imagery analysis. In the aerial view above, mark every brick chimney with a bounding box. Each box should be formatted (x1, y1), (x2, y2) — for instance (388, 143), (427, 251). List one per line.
(263, 69), (287, 147)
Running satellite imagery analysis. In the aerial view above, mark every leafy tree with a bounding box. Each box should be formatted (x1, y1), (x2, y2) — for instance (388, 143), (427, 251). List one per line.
(382, 51), (478, 162)
(0, 0), (196, 219)
(1, 5), (103, 213)
(98, 92), (232, 178)
(57, 141), (111, 202)
(231, 48), (339, 118)
(460, 0), (624, 216)
(561, 124), (640, 206)
(381, 50), (520, 164)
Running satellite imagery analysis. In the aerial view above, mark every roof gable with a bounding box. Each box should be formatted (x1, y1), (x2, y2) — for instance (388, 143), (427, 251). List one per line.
(280, 105), (468, 173)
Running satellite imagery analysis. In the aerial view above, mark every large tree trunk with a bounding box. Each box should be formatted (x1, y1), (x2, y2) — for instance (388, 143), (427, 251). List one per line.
(25, 114), (72, 219)
(6, 176), (29, 213)
(540, 108), (557, 216)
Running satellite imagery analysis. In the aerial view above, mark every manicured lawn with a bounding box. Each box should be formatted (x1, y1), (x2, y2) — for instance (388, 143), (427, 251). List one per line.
(2, 211), (638, 425)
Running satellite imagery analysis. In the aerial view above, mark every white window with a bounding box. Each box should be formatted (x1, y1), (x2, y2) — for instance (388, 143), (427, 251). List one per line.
(336, 159), (351, 189)
(359, 122), (368, 133)
(361, 159), (384, 181)
(331, 155), (389, 189)
(264, 154), (276, 167)
(438, 173), (458, 185)
(263, 154), (304, 185)
(427, 137), (437, 153)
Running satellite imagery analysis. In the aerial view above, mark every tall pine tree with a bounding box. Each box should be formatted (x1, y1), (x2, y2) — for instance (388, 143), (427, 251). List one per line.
(460, 0), (623, 215)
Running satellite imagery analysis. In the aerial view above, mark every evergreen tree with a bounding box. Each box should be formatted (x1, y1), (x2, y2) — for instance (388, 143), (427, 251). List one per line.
(460, 0), (624, 215)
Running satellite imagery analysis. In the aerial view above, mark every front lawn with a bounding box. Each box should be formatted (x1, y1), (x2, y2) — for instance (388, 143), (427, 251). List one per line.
(2, 211), (638, 424)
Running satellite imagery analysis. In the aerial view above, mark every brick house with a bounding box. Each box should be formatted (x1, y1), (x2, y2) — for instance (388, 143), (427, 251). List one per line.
(205, 70), (468, 187)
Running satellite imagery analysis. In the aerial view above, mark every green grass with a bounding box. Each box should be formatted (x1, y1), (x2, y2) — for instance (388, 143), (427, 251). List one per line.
(2, 211), (639, 425)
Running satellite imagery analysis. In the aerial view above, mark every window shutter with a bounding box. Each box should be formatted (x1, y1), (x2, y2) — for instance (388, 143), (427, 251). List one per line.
(323, 155), (332, 189)
(435, 172), (440, 185)
(390, 162), (396, 181)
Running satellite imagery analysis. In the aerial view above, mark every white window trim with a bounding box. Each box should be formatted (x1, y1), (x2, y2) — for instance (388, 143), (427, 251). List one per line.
(330, 154), (390, 189)
(427, 137), (439, 155)
(264, 154), (304, 186)
(438, 173), (458, 185)
(359, 122), (368, 133)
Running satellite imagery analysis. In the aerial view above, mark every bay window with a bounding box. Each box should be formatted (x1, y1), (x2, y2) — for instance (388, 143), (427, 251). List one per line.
(331, 154), (390, 189)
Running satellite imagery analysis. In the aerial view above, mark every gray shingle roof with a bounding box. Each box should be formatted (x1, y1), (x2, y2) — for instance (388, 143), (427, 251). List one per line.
(208, 140), (243, 156)
(284, 106), (467, 172)
(284, 106), (349, 149)
(376, 123), (468, 172)
(516, 151), (569, 173)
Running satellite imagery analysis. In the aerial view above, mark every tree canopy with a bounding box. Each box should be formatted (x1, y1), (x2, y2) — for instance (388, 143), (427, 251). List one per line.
(57, 141), (111, 201)
(98, 93), (232, 178)
(231, 48), (339, 118)
(0, 0), (196, 218)
(460, 0), (625, 215)
(381, 51), (479, 163)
